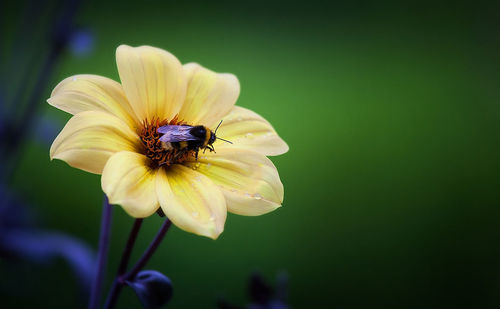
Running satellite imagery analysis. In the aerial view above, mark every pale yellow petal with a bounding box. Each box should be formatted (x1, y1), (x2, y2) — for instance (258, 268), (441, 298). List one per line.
(178, 63), (240, 128)
(116, 45), (186, 122)
(185, 148), (284, 216)
(101, 151), (159, 218)
(47, 74), (139, 128)
(156, 165), (226, 239)
(50, 111), (140, 174)
(215, 106), (289, 156)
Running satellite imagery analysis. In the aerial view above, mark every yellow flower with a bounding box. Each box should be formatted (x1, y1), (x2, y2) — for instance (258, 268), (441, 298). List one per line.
(49, 45), (288, 239)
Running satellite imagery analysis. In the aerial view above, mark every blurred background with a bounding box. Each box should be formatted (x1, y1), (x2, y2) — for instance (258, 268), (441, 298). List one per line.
(1, 0), (500, 308)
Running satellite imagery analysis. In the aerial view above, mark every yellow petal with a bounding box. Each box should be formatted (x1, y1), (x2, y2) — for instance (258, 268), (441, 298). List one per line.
(178, 63), (240, 128)
(101, 151), (159, 218)
(116, 45), (186, 122)
(215, 106), (289, 156)
(50, 111), (140, 174)
(184, 148), (284, 216)
(47, 74), (139, 128)
(156, 165), (226, 239)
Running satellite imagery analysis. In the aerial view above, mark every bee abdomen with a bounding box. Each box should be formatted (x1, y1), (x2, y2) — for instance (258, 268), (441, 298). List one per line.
(179, 141), (189, 149)
(169, 140), (205, 153)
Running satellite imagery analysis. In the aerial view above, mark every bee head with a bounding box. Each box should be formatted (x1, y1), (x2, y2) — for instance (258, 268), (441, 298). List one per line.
(208, 130), (216, 145)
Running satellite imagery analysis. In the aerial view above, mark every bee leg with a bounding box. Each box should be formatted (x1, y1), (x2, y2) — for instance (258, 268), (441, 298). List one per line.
(195, 149), (199, 160)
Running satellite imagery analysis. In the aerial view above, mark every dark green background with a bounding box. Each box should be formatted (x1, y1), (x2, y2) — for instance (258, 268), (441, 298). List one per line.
(2, 0), (500, 308)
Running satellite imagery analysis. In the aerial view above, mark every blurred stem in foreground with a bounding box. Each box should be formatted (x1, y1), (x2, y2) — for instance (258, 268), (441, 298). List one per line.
(0, 0), (81, 182)
(88, 196), (113, 309)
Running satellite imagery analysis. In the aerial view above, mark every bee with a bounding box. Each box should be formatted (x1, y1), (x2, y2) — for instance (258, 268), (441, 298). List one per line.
(157, 120), (232, 163)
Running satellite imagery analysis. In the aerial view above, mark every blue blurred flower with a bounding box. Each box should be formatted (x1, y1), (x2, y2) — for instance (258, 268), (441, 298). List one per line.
(69, 29), (95, 57)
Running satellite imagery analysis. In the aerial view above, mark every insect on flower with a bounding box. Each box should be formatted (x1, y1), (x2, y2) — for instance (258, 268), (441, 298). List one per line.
(157, 120), (232, 164)
(48, 45), (288, 239)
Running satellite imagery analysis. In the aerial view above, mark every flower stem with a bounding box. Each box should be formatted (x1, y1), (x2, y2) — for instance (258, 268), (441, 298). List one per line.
(104, 218), (172, 309)
(126, 218), (172, 279)
(103, 218), (144, 308)
(118, 218), (144, 274)
(88, 196), (113, 309)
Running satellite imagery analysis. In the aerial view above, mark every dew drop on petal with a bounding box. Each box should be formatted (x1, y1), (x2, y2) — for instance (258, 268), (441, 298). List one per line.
(252, 193), (263, 200)
(192, 211), (199, 217)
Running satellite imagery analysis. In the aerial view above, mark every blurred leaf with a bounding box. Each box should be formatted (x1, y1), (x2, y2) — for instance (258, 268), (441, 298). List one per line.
(0, 229), (96, 293)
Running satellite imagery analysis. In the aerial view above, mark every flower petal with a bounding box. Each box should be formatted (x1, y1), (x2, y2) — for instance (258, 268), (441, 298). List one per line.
(50, 111), (140, 174)
(156, 165), (226, 239)
(178, 63), (240, 128)
(101, 151), (159, 218)
(116, 45), (186, 122)
(184, 148), (284, 216)
(215, 106), (289, 156)
(47, 74), (139, 128)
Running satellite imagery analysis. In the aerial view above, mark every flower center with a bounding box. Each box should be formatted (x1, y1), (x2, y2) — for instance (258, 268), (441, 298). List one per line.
(138, 116), (194, 167)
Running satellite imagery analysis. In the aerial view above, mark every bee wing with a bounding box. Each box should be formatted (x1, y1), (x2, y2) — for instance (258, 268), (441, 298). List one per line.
(157, 125), (198, 142)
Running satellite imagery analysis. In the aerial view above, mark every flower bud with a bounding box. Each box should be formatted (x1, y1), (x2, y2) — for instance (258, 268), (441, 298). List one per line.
(126, 270), (173, 309)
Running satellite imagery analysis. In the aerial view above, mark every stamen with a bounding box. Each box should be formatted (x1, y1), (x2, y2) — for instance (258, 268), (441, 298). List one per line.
(138, 116), (194, 167)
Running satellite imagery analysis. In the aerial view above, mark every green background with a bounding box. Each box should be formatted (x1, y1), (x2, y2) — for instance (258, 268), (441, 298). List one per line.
(2, 0), (500, 308)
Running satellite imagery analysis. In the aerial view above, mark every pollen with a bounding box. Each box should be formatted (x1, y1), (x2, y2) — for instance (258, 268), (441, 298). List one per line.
(138, 116), (193, 167)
